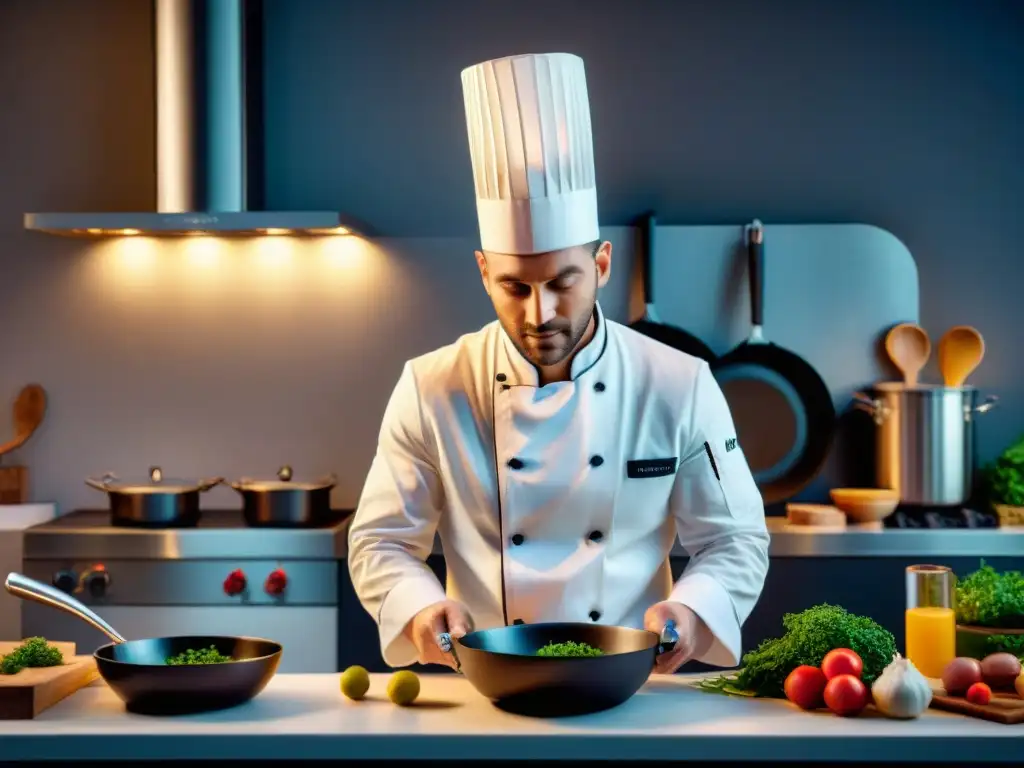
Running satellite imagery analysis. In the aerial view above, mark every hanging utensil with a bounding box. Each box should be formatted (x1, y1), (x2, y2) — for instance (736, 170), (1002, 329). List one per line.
(85, 466), (223, 527)
(629, 212), (717, 362)
(0, 384), (47, 458)
(228, 465), (338, 527)
(710, 220), (836, 505)
(437, 619), (678, 717)
(937, 325), (985, 387)
(5, 572), (282, 716)
(885, 323), (931, 387)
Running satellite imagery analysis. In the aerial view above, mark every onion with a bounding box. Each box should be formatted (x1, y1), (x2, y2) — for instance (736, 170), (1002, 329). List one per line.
(941, 657), (983, 695)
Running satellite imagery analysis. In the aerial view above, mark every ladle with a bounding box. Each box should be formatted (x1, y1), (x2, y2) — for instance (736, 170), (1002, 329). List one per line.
(885, 323), (930, 387)
(0, 384), (47, 458)
(938, 325), (985, 387)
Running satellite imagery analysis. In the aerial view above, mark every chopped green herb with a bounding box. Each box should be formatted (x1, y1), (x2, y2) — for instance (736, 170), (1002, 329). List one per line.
(165, 645), (235, 665)
(0, 637), (64, 675)
(536, 640), (604, 658)
(696, 604), (897, 699)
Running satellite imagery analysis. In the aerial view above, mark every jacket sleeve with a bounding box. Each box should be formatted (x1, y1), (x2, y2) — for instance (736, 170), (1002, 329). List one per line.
(667, 361), (771, 668)
(347, 361), (448, 668)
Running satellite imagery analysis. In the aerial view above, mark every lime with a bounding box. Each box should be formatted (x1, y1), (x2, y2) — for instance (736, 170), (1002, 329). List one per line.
(386, 670), (420, 706)
(340, 665), (370, 700)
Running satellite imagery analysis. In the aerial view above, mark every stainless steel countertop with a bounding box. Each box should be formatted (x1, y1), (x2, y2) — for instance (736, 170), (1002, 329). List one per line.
(22, 509), (353, 561)
(758, 517), (1023, 557)
(23, 511), (1023, 562)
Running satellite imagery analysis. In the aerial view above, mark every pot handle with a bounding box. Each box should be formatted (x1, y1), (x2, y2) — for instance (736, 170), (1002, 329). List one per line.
(198, 477), (225, 492)
(84, 472), (118, 491)
(852, 392), (887, 425)
(5, 572), (127, 645)
(973, 395), (999, 415)
(437, 631), (463, 674)
(657, 619), (679, 655)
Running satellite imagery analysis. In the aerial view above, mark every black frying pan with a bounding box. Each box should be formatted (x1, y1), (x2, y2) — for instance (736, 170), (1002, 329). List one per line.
(438, 619), (677, 717)
(629, 213), (717, 362)
(710, 220), (836, 505)
(5, 572), (282, 716)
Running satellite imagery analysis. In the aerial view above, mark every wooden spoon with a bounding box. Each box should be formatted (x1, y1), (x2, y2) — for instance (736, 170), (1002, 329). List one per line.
(885, 323), (931, 386)
(938, 326), (985, 387)
(0, 384), (48, 457)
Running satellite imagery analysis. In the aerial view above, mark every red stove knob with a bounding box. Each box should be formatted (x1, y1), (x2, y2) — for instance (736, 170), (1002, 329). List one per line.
(223, 568), (247, 596)
(264, 568), (287, 596)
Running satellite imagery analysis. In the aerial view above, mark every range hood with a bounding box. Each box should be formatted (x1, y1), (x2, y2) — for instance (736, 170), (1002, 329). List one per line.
(25, 0), (357, 238)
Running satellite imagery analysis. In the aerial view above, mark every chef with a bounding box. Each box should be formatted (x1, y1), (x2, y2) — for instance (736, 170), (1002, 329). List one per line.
(348, 52), (770, 675)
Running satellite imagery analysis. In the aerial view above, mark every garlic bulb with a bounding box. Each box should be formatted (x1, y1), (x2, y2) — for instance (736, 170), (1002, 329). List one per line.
(871, 653), (932, 719)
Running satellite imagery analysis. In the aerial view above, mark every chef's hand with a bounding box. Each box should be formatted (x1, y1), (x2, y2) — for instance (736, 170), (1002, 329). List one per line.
(403, 599), (473, 670)
(644, 601), (704, 675)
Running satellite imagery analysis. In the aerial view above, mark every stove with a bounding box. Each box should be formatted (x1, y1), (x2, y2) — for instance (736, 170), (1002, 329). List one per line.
(884, 504), (999, 529)
(18, 508), (352, 674)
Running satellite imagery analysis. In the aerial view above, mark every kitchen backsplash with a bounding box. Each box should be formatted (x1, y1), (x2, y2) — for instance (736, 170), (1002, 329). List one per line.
(0, 231), (642, 513)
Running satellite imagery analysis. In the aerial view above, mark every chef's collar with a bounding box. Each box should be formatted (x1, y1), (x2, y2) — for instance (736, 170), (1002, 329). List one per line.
(498, 301), (608, 387)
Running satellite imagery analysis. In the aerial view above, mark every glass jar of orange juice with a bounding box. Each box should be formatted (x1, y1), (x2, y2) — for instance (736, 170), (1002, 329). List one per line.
(905, 564), (956, 679)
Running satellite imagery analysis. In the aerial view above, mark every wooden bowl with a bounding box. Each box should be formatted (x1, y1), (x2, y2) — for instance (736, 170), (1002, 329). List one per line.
(829, 488), (900, 523)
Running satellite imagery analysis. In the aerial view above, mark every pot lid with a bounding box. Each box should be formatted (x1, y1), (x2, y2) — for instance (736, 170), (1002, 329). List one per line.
(231, 465), (337, 492)
(86, 466), (223, 494)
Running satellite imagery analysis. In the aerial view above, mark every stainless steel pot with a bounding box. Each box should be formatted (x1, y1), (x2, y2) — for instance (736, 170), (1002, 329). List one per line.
(229, 465), (337, 528)
(85, 467), (224, 527)
(852, 383), (998, 505)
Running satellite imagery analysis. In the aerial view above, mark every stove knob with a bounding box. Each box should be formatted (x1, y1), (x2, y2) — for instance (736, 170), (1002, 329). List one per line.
(81, 568), (111, 598)
(223, 568), (247, 596)
(264, 568), (287, 596)
(52, 570), (77, 594)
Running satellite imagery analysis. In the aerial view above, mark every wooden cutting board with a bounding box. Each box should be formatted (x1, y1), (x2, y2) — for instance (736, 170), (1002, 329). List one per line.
(929, 681), (1024, 724)
(0, 641), (100, 719)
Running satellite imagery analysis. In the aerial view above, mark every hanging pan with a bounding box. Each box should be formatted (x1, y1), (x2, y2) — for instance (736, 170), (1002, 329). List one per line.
(629, 213), (717, 362)
(710, 220), (836, 505)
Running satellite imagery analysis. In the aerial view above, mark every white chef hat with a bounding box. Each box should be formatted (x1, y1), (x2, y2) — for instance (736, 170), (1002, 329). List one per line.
(461, 53), (600, 256)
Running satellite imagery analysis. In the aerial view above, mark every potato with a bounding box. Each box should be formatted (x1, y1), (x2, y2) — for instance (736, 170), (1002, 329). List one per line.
(980, 653), (1022, 690)
(941, 657), (983, 695)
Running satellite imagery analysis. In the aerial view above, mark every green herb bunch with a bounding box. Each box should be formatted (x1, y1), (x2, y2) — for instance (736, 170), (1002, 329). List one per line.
(980, 435), (1024, 506)
(165, 645), (234, 665)
(0, 637), (64, 675)
(535, 640), (604, 658)
(955, 561), (1024, 629)
(698, 604), (897, 698)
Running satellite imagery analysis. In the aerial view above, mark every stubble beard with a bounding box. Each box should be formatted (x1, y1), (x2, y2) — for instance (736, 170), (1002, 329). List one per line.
(505, 298), (596, 369)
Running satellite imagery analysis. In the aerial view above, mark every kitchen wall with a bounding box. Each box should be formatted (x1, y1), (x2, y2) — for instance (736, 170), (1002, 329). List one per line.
(1, 0), (1021, 513)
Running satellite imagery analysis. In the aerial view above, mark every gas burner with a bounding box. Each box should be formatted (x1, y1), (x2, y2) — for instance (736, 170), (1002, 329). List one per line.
(885, 505), (999, 529)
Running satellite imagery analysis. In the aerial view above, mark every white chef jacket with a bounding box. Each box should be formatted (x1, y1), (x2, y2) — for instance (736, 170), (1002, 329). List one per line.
(348, 301), (770, 669)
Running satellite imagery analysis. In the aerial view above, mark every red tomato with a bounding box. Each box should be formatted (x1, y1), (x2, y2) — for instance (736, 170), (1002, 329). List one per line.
(824, 674), (869, 716)
(966, 682), (992, 706)
(821, 648), (864, 680)
(784, 665), (828, 710)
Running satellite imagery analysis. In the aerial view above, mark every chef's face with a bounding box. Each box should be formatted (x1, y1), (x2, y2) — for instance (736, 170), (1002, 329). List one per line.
(476, 240), (612, 370)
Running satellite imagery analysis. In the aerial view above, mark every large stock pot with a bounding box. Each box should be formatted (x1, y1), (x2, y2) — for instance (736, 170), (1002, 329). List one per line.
(852, 383), (997, 505)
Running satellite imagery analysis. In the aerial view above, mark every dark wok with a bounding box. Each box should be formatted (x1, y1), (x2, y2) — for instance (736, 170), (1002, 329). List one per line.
(439, 620), (677, 717)
(5, 573), (282, 716)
